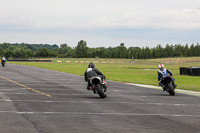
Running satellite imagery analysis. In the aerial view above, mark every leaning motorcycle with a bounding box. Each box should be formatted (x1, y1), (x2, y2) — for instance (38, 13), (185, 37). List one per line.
(162, 76), (176, 96)
(89, 76), (107, 98)
(1, 60), (5, 67)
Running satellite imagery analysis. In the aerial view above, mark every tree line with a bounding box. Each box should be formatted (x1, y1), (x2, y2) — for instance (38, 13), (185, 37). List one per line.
(0, 41), (200, 59)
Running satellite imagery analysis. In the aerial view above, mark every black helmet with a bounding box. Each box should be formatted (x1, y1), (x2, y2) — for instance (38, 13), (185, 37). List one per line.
(88, 62), (95, 68)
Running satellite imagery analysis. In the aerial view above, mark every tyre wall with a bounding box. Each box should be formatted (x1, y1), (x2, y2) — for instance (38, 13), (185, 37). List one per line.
(180, 67), (200, 76)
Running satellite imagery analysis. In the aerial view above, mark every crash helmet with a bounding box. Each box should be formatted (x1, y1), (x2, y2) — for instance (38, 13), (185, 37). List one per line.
(88, 62), (95, 68)
(158, 64), (164, 71)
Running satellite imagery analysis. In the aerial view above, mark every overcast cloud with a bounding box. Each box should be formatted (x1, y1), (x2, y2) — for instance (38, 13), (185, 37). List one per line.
(0, 0), (200, 48)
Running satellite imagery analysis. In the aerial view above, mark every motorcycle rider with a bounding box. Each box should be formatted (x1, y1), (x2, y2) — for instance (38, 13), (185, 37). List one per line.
(158, 64), (177, 91)
(1, 56), (6, 65)
(84, 62), (105, 92)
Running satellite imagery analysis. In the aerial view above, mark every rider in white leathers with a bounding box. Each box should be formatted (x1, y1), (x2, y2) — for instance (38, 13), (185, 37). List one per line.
(158, 64), (177, 91)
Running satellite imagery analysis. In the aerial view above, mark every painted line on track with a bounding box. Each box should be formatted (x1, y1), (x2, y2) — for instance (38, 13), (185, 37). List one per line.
(0, 111), (199, 117)
(3, 93), (91, 96)
(0, 88), (84, 91)
(2, 93), (194, 98)
(1, 99), (200, 107)
(0, 76), (51, 97)
(125, 83), (200, 97)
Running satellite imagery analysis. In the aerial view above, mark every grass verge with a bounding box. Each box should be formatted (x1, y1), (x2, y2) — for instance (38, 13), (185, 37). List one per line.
(9, 58), (200, 92)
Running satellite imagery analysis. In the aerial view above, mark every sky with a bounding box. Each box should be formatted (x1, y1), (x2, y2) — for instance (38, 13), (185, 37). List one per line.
(0, 0), (200, 48)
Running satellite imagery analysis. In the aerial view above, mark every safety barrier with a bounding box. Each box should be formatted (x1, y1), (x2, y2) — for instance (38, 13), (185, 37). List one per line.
(180, 67), (200, 76)
(8, 60), (126, 64)
(52, 60), (121, 63)
(8, 60), (52, 62)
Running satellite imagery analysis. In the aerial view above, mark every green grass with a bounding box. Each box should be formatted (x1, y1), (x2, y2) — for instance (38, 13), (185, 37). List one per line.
(9, 58), (200, 92)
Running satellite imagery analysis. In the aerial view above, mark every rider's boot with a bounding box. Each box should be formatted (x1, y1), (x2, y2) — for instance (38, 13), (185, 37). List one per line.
(162, 85), (166, 91)
(159, 83), (166, 91)
(93, 89), (96, 94)
(173, 82), (177, 88)
(87, 84), (90, 90)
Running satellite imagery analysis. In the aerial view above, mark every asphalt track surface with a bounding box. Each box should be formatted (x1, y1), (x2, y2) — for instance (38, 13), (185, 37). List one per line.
(0, 64), (200, 133)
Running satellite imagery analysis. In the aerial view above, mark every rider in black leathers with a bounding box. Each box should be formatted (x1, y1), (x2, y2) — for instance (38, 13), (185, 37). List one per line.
(1, 56), (6, 66)
(84, 62), (105, 90)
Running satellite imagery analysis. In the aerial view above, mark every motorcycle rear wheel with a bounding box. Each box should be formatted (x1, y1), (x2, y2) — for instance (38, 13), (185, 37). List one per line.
(95, 84), (107, 98)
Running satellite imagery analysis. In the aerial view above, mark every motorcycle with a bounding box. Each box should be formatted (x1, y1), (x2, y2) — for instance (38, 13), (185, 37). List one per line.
(89, 76), (107, 98)
(161, 76), (176, 96)
(1, 60), (5, 67)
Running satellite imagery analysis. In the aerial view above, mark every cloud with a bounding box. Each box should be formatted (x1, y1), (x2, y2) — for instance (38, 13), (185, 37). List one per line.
(0, 0), (200, 47)
(1, 8), (200, 32)
(1, 0), (200, 30)
(96, 9), (200, 29)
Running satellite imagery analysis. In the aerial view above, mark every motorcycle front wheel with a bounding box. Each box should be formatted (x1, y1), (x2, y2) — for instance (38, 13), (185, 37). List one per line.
(167, 82), (175, 96)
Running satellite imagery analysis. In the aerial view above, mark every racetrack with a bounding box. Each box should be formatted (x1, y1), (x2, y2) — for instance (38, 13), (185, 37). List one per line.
(0, 64), (200, 133)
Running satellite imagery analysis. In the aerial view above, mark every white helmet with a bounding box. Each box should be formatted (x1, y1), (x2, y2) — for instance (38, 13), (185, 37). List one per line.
(158, 64), (164, 71)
